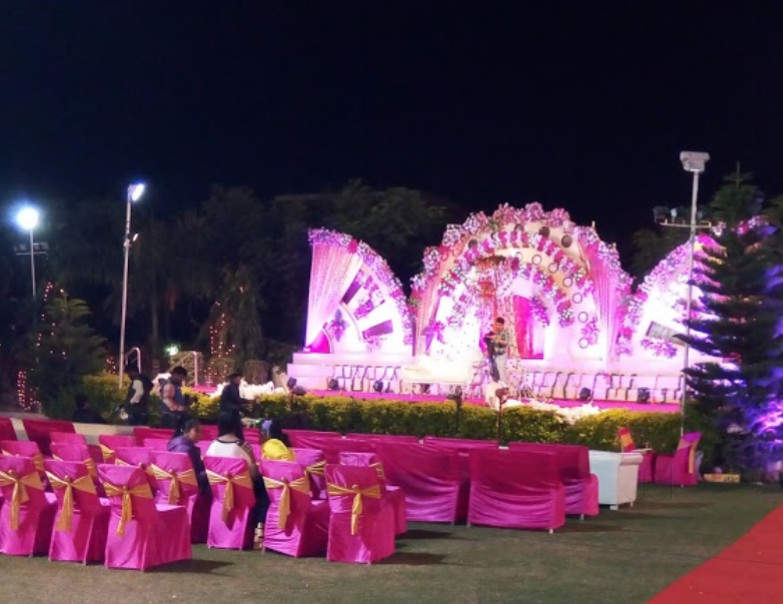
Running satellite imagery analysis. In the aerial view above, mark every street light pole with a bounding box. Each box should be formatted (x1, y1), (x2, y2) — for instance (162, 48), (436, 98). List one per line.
(678, 151), (709, 434)
(15, 206), (40, 300)
(118, 183), (146, 389)
(29, 228), (36, 299)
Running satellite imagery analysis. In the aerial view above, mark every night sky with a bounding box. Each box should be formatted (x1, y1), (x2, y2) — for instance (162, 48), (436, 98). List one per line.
(2, 2), (783, 254)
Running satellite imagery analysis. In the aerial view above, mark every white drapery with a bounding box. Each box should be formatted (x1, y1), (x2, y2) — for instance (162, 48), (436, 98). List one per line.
(305, 240), (363, 346)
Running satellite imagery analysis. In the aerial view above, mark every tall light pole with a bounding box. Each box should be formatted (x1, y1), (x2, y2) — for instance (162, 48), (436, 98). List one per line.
(678, 151), (710, 432)
(118, 182), (146, 389)
(15, 206), (40, 299)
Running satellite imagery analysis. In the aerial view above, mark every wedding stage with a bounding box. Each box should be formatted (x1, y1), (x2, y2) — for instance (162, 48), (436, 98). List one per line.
(287, 204), (708, 411)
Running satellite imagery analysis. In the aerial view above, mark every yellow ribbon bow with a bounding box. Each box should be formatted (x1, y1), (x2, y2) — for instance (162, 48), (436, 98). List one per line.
(305, 460), (326, 477)
(149, 465), (197, 504)
(1, 449), (44, 473)
(326, 482), (381, 535)
(0, 469), (44, 531)
(262, 475), (310, 529)
(102, 481), (153, 536)
(45, 472), (96, 532)
(99, 444), (115, 463)
(678, 439), (697, 474)
(115, 457), (157, 478)
(52, 454), (97, 479)
(370, 462), (386, 481)
(206, 469), (253, 522)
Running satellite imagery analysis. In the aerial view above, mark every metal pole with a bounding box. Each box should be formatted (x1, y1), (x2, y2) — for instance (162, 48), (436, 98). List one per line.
(680, 169), (700, 435)
(118, 191), (132, 389)
(192, 351), (199, 386)
(29, 229), (36, 299)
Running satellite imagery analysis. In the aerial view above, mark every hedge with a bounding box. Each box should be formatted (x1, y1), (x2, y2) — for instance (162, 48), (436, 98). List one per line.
(51, 373), (712, 457)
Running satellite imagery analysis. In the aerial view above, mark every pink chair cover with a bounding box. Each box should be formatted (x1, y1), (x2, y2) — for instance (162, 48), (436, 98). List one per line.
(509, 442), (599, 517)
(132, 426), (173, 446)
(113, 447), (156, 494)
(654, 432), (702, 486)
(244, 430), (261, 445)
(44, 459), (110, 563)
(204, 456), (256, 550)
(0, 417), (17, 441)
(249, 443), (262, 462)
(260, 459), (329, 557)
(0, 454), (57, 555)
(50, 431), (87, 445)
(638, 452), (656, 483)
(97, 434), (137, 463)
(285, 429), (341, 449)
(347, 433), (420, 444)
(376, 443), (461, 523)
(22, 419), (75, 456)
(200, 424), (218, 441)
(318, 439), (376, 464)
(324, 464), (395, 564)
(149, 450), (210, 543)
(50, 443), (101, 486)
(142, 438), (171, 451)
(467, 450), (565, 531)
(196, 440), (212, 458)
(1, 439), (46, 481)
(292, 448), (327, 499)
(338, 451), (407, 535)
(98, 464), (191, 569)
(423, 436), (499, 520)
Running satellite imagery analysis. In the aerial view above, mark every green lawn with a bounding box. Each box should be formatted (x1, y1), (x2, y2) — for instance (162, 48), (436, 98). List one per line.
(2, 484), (782, 604)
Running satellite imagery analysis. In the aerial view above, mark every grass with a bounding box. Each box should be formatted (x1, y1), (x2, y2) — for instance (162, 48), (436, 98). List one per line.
(2, 484), (782, 604)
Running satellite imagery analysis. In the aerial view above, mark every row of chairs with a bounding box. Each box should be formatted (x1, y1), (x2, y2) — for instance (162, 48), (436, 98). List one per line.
(330, 364), (402, 392)
(518, 371), (683, 403)
(284, 430), (600, 531)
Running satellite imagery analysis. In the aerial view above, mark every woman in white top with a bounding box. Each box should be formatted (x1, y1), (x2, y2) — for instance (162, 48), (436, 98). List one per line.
(206, 411), (268, 540)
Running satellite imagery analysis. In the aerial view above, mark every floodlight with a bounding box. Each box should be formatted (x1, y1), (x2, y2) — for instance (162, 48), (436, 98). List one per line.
(128, 182), (146, 202)
(679, 151), (710, 174)
(15, 206), (40, 231)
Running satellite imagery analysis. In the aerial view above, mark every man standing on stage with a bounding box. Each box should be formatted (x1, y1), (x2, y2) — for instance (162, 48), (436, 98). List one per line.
(485, 317), (510, 383)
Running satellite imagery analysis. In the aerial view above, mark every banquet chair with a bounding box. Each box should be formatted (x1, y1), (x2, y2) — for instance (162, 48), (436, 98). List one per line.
(509, 442), (598, 518)
(149, 450), (209, 543)
(654, 432), (702, 487)
(467, 450), (565, 532)
(284, 429), (341, 449)
(338, 451), (407, 535)
(44, 459), (110, 563)
(292, 447), (327, 499)
(617, 427), (656, 483)
(50, 431), (87, 445)
(113, 447), (157, 494)
(0, 454), (57, 555)
(0, 417), (17, 441)
(204, 456), (256, 550)
(98, 464), (191, 570)
(142, 438), (171, 451)
(0, 439), (46, 478)
(324, 464), (395, 564)
(97, 434), (136, 463)
(260, 459), (329, 557)
(132, 426), (173, 446)
(22, 419), (75, 456)
(376, 443), (461, 523)
(50, 443), (100, 484)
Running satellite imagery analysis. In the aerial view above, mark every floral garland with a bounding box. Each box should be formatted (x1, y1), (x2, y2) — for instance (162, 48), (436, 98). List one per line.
(308, 229), (415, 345)
(640, 338), (677, 358)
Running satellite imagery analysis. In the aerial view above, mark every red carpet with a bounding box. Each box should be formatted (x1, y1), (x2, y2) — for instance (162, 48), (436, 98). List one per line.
(649, 503), (783, 603)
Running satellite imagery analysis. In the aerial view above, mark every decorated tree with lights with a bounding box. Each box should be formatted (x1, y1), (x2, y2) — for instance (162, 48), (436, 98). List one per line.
(26, 291), (106, 415)
(681, 172), (783, 473)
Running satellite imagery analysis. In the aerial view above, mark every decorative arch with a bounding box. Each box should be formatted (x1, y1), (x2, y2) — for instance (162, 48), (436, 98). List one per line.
(305, 229), (414, 355)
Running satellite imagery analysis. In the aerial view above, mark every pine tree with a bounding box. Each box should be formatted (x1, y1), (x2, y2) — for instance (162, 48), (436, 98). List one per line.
(682, 171), (783, 473)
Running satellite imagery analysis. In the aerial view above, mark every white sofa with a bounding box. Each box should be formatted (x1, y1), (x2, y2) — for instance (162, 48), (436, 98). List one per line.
(588, 450), (643, 510)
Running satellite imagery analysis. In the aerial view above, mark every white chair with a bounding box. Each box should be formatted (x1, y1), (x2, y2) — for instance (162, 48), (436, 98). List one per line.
(588, 451), (643, 510)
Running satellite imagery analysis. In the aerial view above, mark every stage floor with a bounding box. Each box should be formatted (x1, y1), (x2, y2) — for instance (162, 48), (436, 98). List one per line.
(306, 389), (681, 413)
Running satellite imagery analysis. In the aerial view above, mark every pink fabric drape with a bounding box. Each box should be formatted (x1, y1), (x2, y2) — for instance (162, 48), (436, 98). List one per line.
(22, 419), (75, 456)
(285, 429), (342, 449)
(306, 237), (363, 346)
(0, 417), (16, 441)
(513, 295), (534, 359)
(132, 427), (174, 445)
(142, 438), (170, 451)
(98, 464), (191, 570)
(50, 431), (87, 445)
(45, 459), (110, 563)
(467, 450), (565, 531)
(260, 460), (329, 557)
(376, 443), (461, 523)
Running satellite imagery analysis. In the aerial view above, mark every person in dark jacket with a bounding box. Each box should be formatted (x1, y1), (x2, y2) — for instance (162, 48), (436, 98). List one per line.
(72, 393), (106, 424)
(125, 366), (152, 426)
(219, 371), (251, 416)
(167, 418), (208, 493)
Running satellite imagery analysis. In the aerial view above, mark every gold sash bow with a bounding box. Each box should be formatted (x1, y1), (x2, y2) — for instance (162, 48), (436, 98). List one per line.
(149, 465), (197, 504)
(326, 482), (381, 535)
(678, 439), (697, 474)
(52, 454), (97, 479)
(262, 475), (310, 529)
(45, 472), (96, 532)
(206, 469), (253, 522)
(115, 457), (156, 478)
(102, 481), (153, 536)
(1, 449), (44, 473)
(0, 469), (44, 531)
(370, 462), (385, 481)
(99, 444), (115, 462)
